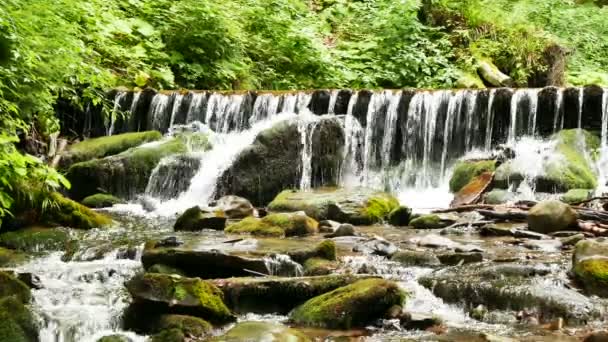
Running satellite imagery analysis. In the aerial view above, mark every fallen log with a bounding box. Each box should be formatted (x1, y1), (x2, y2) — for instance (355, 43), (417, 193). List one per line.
(477, 209), (528, 222)
(570, 197), (608, 207)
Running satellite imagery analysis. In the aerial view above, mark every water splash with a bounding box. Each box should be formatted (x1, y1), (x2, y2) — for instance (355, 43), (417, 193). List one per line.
(263, 254), (303, 277)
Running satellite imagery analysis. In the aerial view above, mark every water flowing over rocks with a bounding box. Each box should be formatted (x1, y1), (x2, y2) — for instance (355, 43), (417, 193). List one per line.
(572, 239), (608, 297)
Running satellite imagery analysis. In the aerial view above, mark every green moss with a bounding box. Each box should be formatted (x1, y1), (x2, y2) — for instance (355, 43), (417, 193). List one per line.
(96, 335), (132, 342)
(409, 214), (444, 229)
(150, 329), (184, 342)
(561, 189), (592, 204)
(304, 258), (335, 276)
(449, 160), (497, 193)
(66, 137), (192, 201)
(0, 296), (38, 342)
(455, 71), (486, 89)
(81, 193), (124, 208)
(0, 227), (70, 252)
(290, 278), (406, 329)
(361, 194), (400, 223)
(148, 264), (185, 276)
(314, 240), (337, 261)
(0, 247), (25, 267)
(157, 314), (212, 337)
(211, 321), (310, 342)
(573, 258), (608, 297)
(0, 272), (31, 303)
(226, 213), (318, 237)
(61, 131), (162, 167)
(43, 192), (111, 229)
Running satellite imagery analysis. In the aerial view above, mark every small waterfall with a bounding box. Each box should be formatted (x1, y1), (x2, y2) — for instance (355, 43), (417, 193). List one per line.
(186, 92), (207, 123)
(485, 89), (496, 150)
(148, 94), (171, 132)
(327, 90), (339, 114)
(250, 94), (281, 123)
(553, 88), (564, 133)
(108, 92), (127, 136)
(298, 114), (320, 191)
(463, 90), (478, 152)
(168, 93), (184, 128)
(578, 87), (584, 128)
(19, 252), (145, 342)
(381, 91), (402, 169)
(597, 89), (608, 193)
(263, 254), (303, 277)
(508, 88), (539, 142)
(205, 93), (247, 133)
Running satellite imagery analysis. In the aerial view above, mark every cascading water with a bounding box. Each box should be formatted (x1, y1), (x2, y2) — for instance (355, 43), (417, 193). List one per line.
(298, 113), (320, 191)
(597, 88), (608, 194)
(148, 94), (171, 132)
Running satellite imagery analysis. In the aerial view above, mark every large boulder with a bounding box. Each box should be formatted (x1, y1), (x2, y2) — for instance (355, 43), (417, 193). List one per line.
(174, 206), (226, 231)
(215, 196), (254, 219)
(0, 227), (71, 253)
(210, 322), (310, 342)
(289, 278), (406, 329)
(0, 296), (38, 342)
(419, 263), (600, 323)
(60, 131), (162, 168)
(66, 134), (210, 201)
(145, 153), (201, 200)
(225, 212), (318, 237)
(141, 246), (270, 279)
(211, 275), (373, 314)
(82, 193), (125, 208)
(449, 160), (497, 193)
(527, 200), (577, 234)
(125, 273), (235, 324)
(494, 129), (599, 192)
(215, 117), (344, 206)
(268, 188), (399, 225)
(572, 239), (608, 297)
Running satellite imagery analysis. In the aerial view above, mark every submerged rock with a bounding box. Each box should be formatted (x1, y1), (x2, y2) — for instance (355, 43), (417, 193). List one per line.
(210, 321), (310, 342)
(527, 200), (577, 234)
(142, 246), (269, 278)
(290, 278), (406, 329)
(215, 195), (254, 219)
(60, 131), (162, 168)
(174, 206), (226, 231)
(226, 212), (318, 237)
(125, 273), (235, 324)
(81, 193), (125, 208)
(419, 263), (600, 323)
(572, 239), (608, 297)
(268, 188), (399, 225)
(211, 275), (372, 314)
(215, 118), (344, 206)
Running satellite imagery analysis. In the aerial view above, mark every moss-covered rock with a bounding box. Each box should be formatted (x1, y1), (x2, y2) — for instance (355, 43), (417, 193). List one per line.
(225, 212), (318, 237)
(82, 193), (125, 208)
(60, 131), (162, 168)
(96, 335), (133, 342)
(572, 239), (608, 297)
(387, 206), (412, 226)
(390, 250), (441, 267)
(215, 196), (254, 219)
(288, 240), (337, 264)
(0, 227), (70, 252)
(212, 275), (373, 314)
(125, 273), (235, 323)
(0, 247), (26, 267)
(483, 189), (514, 205)
(215, 118), (344, 206)
(290, 278), (406, 329)
(494, 129), (599, 192)
(0, 296), (38, 342)
(527, 200), (577, 234)
(155, 314), (212, 339)
(0, 272), (31, 303)
(66, 137), (198, 201)
(174, 206), (226, 231)
(142, 247), (269, 279)
(148, 264), (186, 276)
(561, 189), (593, 204)
(268, 188), (399, 225)
(303, 258), (336, 276)
(211, 321), (310, 342)
(409, 214), (448, 229)
(449, 160), (496, 193)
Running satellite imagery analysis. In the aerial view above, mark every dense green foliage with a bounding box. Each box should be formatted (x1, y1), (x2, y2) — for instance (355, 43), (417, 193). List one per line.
(0, 0), (607, 222)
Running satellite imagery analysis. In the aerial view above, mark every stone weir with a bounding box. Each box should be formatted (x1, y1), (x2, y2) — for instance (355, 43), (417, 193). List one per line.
(59, 86), (607, 141)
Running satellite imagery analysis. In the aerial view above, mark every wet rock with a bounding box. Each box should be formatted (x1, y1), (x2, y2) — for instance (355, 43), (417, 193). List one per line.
(572, 239), (608, 297)
(210, 321), (310, 342)
(16, 273), (42, 290)
(388, 206), (412, 226)
(268, 188), (399, 225)
(483, 189), (515, 205)
(583, 331), (608, 342)
(527, 200), (577, 234)
(449, 160), (497, 193)
(325, 223), (355, 237)
(455, 244), (484, 253)
(401, 312), (443, 330)
(559, 233), (585, 246)
(226, 212), (318, 237)
(318, 220), (340, 233)
(82, 193), (125, 208)
(116, 245), (138, 260)
(353, 237), (398, 257)
(211, 275), (372, 314)
(290, 278), (406, 329)
(437, 252), (483, 265)
(0, 247), (25, 267)
(303, 258), (337, 276)
(216, 118), (344, 206)
(289, 240), (337, 263)
(409, 214), (453, 229)
(0, 227), (71, 253)
(522, 239), (562, 252)
(215, 195), (254, 219)
(97, 335), (133, 342)
(0, 272), (31, 303)
(390, 250), (441, 267)
(451, 171), (494, 207)
(410, 234), (458, 249)
(151, 315), (212, 341)
(419, 263), (600, 323)
(561, 189), (592, 204)
(0, 296), (38, 342)
(512, 229), (549, 240)
(155, 236), (183, 248)
(60, 131), (162, 168)
(148, 264), (185, 276)
(479, 224), (514, 237)
(142, 247), (269, 278)
(174, 206), (227, 231)
(125, 273), (235, 324)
